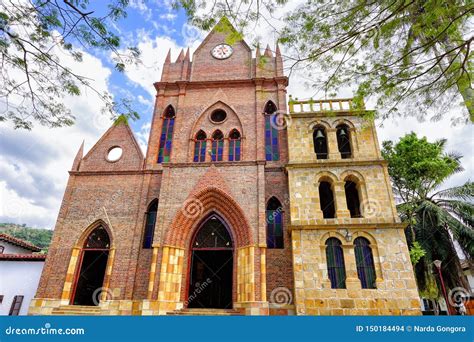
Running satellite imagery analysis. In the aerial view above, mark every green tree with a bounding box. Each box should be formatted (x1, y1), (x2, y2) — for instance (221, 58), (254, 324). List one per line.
(0, 0), (139, 129)
(382, 133), (473, 296)
(175, 1), (473, 122)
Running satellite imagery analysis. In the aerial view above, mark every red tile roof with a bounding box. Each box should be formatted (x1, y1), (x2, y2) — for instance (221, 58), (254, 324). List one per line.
(0, 253), (46, 261)
(0, 233), (42, 252)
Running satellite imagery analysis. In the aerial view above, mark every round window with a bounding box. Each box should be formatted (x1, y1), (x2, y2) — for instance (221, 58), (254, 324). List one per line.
(210, 109), (227, 123)
(107, 147), (123, 162)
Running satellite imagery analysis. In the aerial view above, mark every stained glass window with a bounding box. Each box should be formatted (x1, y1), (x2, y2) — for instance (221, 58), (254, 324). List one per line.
(264, 101), (279, 161)
(211, 130), (224, 162)
(157, 105), (176, 163)
(228, 129), (241, 161)
(266, 197), (283, 249)
(143, 199), (158, 249)
(354, 237), (377, 289)
(326, 238), (346, 289)
(193, 130), (207, 163)
(84, 226), (110, 249)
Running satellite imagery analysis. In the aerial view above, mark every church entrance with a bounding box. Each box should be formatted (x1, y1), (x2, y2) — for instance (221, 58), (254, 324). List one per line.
(188, 214), (233, 309)
(71, 226), (110, 306)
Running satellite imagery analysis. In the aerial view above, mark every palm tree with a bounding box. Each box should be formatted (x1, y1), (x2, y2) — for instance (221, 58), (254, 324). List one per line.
(383, 133), (473, 298)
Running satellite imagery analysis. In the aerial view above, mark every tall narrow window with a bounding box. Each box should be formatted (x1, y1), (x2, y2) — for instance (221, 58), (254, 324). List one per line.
(264, 101), (280, 161)
(266, 197), (283, 249)
(313, 126), (328, 159)
(157, 105), (176, 163)
(326, 238), (346, 289)
(9, 295), (24, 316)
(345, 180), (362, 218)
(319, 181), (336, 218)
(354, 237), (376, 289)
(211, 130), (224, 162)
(143, 199), (158, 249)
(193, 130), (207, 163)
(336, 124), (351, 159)
(228, 129), (241, 161)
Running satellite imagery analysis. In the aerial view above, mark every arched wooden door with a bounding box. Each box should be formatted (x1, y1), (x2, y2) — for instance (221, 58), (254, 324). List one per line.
(187, 214), (233, 309)
(71, 226), (110, 306)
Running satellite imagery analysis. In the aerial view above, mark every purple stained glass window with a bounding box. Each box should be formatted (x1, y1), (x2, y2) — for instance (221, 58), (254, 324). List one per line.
(211, 130), (224, 162)
(264, 101), (279, 161)
(266, 197), (283, 249)
(228, 129), (241, 161)
(194, 130), (207, 163)
(158, 105), (176, 163)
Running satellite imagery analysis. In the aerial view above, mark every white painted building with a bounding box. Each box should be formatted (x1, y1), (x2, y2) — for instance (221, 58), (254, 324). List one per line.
(0, 234), (46, 315)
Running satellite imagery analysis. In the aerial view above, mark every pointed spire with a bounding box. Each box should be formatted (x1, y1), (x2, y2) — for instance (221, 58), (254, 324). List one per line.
(71, 140), (84, 171)
(275, 43), (283, 77)
(176, 49), (185, 62)
(275, 43), (281, 58)
(264, 44), (273, 58)
(165, 48), (171, 64)
(255, 44), (261, 58)
(184, 48), (190, 62)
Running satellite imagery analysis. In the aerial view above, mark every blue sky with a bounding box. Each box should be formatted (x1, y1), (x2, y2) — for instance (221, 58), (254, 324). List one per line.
(0, 0), (472, 229)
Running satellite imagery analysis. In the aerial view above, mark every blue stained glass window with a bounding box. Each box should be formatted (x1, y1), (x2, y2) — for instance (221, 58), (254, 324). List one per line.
(211, 130), (224, 162)
(266, 197), (283, 249)
(158, 105), (176, 163)
(326, 238), (346, 289)
(143, 199), (158, 249)
(228, 129), (241, 161)
(354, 237), (376, 289)
(194, 130), (207, 162)
(264, 102), (279, 161)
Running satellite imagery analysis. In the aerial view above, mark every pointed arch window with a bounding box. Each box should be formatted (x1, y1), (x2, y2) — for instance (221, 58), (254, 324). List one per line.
(143, 199), (158, 249)
(266, 197), (283, 249)
(313, 126), (328, 159)
(345, 180), (362, 218)
(319, 181), (336, 218)
(326, 237), (346, 289)
(228, 129), (241, 161)
(264, 101), (280, 161)
(84, 226), (110, 249)
(211, 130), (224, 162)
(193, 130), (207, 163)
(336, 124), (352, 159)
(354, 237), (376, 289)
(158, 105), (176, 163)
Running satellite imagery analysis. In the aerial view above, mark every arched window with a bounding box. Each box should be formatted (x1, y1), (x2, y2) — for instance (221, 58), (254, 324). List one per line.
(336, 124), (351, 159)
(157, 105), (176, 163)
(345, 180), (362, 218)
(313, 126), (328, 159)
(264, 101), (280, 161)
(354, 237), (376, 289)
(193, 130), (207, 163)
(84, 226), (110, 249)
(266, 197), (283, 249)
(143, 199), (158, 249)
(228, 129), (241, 161)
(319, 181), (336, 218)
(325, 237), (346, 289)
(211, 130), (224, 162)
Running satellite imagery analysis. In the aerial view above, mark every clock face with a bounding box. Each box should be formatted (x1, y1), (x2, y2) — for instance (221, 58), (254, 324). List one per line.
(211, 44), (233, 59)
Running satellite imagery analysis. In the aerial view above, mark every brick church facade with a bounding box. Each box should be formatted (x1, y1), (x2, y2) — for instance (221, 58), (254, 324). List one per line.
(29, 18), (420, 316)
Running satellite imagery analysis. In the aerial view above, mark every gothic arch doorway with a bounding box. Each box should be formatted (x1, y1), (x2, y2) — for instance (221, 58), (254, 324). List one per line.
(71, 226), (110, 306)
(187, 213), (233, 309)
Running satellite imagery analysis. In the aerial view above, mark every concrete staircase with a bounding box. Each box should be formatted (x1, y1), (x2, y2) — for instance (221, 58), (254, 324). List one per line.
(51, 305), (102, 315)
(167, 308), (241, 316)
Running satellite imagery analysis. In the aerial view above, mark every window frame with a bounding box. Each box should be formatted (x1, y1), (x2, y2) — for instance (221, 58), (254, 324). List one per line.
(9, 295), (24, 316)
(266, 197), (284, 249)
(193, 131), (207, 163)
(354, 237), (377, 289)
(325, 238), (346, 289)
(264, 101), (280, 161)
(228, 129), (241, 162)
(157, 105), (176, 163)
(143, 200), (158, 249)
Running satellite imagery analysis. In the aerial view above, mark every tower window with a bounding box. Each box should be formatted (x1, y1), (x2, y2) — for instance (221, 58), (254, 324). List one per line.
(158, 105), (176, 163)
(313, 126), (328, 159)
(319, 181), (336, 218)
(193, 130), (207, 163)
(211, 130), (224, 162)
(345, 180), (362, 218)
(326, 238), (346, 289)
(266, 197), (284, 249)
(143, 199), (158, 249)
(228, 129), (241, 161)
(336, 124), (352, 159)
(264, 101), (280, 161)
(354, 237), (376, 289)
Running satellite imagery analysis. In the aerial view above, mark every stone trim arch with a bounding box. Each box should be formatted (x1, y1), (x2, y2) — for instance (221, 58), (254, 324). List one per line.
(333, 118), (356, 130)
(74, 219), (114, 249)
(315, 171), (339, 184)
(164, 187), (252, 248)
(341, 170), (369, 218)
(308, 119), (332, 132)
